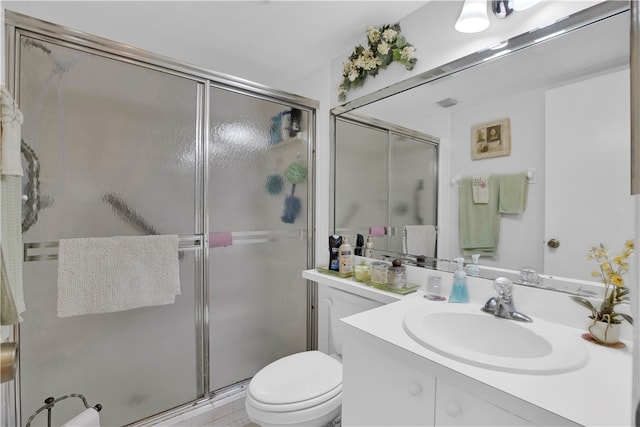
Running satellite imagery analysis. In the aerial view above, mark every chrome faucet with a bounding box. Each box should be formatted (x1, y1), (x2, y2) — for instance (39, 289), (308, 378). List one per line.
(481, 277), (532, 322)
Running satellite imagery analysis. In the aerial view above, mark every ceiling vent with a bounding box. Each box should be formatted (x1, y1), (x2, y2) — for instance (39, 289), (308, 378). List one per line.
(436, 98), (458, 108)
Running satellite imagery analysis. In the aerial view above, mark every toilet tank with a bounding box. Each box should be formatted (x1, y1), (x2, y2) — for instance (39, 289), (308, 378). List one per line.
(324, 287), (384, 356)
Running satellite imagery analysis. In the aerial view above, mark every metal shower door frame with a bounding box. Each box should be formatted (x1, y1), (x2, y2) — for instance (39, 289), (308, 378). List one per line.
(4, 10), (317, 425)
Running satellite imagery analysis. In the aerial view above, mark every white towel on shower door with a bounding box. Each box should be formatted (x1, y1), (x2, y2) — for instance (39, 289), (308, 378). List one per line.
(57, 234), (181, 317)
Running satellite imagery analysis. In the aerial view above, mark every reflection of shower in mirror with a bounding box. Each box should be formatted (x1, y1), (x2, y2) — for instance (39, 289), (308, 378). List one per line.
(338, 203), (359, 228)
(414, 179), (424, 224)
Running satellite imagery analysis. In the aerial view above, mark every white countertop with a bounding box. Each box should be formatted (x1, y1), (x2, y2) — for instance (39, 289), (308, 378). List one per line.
(303, 268), (419, 304)
(303, 269), (633, 427)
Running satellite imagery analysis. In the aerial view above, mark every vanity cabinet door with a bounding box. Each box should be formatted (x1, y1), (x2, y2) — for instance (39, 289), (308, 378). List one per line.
(342, 337), (436, 426)
(435, 381), (533, 426)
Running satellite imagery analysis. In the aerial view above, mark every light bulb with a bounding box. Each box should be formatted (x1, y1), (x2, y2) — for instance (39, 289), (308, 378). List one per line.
(512, 0), (540, 11)
(455, 0), (490, 34)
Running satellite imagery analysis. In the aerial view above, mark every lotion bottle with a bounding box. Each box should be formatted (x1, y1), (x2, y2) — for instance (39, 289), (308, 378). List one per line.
(363, 235), (374, 258)
(449, 257), (469, 303)
(338, 236), (354, 274)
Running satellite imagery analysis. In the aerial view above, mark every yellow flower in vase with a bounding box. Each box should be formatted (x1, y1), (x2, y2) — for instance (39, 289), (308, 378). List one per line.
(572, 240), (634, 344)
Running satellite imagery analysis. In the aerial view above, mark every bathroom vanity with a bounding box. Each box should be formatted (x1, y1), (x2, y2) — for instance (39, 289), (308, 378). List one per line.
(303, 268), (632, 427)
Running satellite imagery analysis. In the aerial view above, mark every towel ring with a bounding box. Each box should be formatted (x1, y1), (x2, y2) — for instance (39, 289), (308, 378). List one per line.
(25, 393), (102, 427)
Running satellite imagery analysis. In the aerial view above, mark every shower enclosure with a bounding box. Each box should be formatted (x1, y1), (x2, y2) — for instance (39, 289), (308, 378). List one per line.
(332, 115), (438, 255)
(4, 11), (315, 426)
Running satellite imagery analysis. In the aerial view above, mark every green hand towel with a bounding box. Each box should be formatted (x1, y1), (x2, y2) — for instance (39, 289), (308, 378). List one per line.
(498, 173), (528, 214)
(459, 176), (500, 256)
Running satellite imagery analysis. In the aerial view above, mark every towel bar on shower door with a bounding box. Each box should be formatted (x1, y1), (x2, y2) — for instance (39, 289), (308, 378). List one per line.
(25, 393), (102, 427)
(23, 229), (308, 262)
(23, 235), (204, 262)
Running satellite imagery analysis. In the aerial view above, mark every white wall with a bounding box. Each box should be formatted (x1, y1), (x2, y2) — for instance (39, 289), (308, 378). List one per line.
(449, 89), (545, 271)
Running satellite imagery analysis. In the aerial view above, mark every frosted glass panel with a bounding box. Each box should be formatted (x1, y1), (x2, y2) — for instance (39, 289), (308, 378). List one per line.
(19, 37), (198, 240)
(18, 36), (200, 425)
(334, 119), (389, 248)
(389, 134), (438, 253)
(21, 254), (198, 426)
(208, 87), (308, 391)
(333, 119), (438, 254)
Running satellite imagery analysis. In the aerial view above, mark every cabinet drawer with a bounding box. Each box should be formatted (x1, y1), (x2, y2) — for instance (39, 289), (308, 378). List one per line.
(342, 337), (436, 426)
(435, 380), (532, 426)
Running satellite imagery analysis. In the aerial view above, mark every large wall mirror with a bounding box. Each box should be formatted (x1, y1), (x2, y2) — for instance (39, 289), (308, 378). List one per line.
(330, 1), (633, 293)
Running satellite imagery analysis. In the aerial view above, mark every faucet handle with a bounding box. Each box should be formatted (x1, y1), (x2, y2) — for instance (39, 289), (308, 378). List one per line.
(494, 277), (513, 298)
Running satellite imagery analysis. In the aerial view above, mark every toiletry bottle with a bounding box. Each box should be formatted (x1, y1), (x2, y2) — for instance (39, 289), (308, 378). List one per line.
(389, 259), (407, 289)
(449, 257), (469, 303)
(466, 254), (480, 277)
(338, 236), (354, 274)
(354, 234), (364, 256)
(363, 234), (374, 258)
(329, 235), (342, 271)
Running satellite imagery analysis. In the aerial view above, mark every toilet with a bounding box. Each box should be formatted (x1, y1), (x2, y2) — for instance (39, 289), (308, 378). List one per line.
(245, 287), (382, 426)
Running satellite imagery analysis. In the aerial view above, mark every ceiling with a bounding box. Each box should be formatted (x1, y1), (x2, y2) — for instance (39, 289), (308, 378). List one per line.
(4, 1), (431, 88)
(356, 8), (629, 125)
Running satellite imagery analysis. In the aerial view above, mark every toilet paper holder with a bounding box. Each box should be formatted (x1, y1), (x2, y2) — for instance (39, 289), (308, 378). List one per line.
(25, 393), (102, 427)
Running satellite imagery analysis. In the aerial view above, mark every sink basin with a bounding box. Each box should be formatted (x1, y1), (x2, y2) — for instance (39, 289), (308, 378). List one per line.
(403, 305), (588, 374)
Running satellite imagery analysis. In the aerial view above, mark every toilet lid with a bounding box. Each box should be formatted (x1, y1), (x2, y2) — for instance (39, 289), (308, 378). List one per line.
(248, 351), (342, 405)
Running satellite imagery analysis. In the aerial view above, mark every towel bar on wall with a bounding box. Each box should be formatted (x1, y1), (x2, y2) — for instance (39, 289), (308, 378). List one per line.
(451, 168), (537, 187)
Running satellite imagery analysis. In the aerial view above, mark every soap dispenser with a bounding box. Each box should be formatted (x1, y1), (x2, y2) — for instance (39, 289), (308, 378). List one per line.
(466, 254), (480, 277)
(449, 257), (469, 303)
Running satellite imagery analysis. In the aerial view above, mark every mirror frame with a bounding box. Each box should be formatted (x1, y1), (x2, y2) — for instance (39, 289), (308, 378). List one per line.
(329, 0), (630, 297)
(331, 1), (628, 116)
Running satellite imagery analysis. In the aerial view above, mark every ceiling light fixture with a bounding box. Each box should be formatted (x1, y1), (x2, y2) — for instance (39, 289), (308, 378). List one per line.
(455, 0), (490, 33)
(491, 0), (513, 19)
(456, 0), (541, 33)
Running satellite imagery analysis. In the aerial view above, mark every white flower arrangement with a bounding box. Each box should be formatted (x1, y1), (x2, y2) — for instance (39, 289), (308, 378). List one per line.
(338, 23), (418, 101)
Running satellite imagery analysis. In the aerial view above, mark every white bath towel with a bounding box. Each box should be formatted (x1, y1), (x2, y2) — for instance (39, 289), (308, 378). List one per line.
(1, 85), (24, 177)
(471, 175), (489, 204)
(61, 408), (101, 427)
(57, 235), (181, 317)
(403, 225), (437, 257)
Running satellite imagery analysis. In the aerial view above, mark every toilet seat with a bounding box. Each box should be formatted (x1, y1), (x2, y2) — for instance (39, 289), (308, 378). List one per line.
(248, 351), (342, 406)
(246, 351), (342, 426)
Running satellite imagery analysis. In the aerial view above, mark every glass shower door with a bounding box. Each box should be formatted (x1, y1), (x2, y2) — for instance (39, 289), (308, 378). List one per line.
(333, 119), (389, 249)
(208, 86), (310, 392)
(17, 36), (201, 426)
(389, 133), (439, 254)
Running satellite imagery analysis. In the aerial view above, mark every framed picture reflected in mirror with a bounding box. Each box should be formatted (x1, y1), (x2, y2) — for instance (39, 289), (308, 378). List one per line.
(471, 118), (511, 160)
